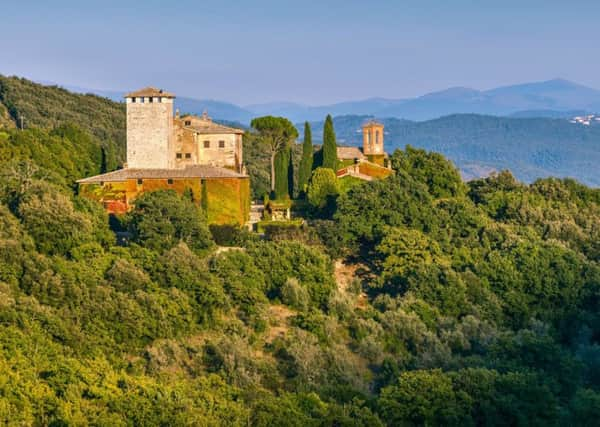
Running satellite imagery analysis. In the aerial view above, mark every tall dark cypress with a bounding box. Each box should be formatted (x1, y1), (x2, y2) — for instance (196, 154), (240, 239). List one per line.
(322, 114), (337, 171)
(298, 122), (313, 196)
(288, 147), (294, 198)
(274, 144), (290, 199)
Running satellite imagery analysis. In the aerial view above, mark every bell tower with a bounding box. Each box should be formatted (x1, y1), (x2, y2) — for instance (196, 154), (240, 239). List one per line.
(362, 120), (384, 156)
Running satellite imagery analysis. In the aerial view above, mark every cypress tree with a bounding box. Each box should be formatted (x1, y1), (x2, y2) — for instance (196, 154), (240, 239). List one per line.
(200, 180), (208, 212)
(288, 146), (294, 198)
(298, 121), (313, 196)
(274, 144), (290, 199)
(322, 114), (337, 171)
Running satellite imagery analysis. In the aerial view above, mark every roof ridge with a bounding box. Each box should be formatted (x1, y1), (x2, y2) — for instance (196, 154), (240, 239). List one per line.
(125, 87), (175, 98)
(77, 165), (247, 183)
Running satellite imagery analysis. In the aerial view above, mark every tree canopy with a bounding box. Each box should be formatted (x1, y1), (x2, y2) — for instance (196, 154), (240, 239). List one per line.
(250, 116), (298, 195)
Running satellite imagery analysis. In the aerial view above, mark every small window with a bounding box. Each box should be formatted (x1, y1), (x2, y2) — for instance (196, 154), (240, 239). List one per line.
(168, 179), (174, 185)
(204, 140), (210, 148)
(185, 153), (192, 159)
(131, 97), (136, 103)
(176, 153), (182, 159)
(219, 140), (225, 148)
(157, 97), (162, 103)
(185, 120), (191, 126)
(100, 181), (104, 186)
(139, 97), (144, 103)
(149, 97), (153, 103)
(137, 179), (143, 185)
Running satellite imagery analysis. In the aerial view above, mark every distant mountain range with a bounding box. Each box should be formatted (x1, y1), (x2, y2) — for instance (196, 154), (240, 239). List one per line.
(59, 78), (600, 123)
(23, 77), (600, 186)
(302, 114), (600, 187)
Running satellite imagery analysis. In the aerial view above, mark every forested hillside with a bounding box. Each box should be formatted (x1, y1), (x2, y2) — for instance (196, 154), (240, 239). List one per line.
(1, 76), (600, 424)
(0, 75), (125, 171)
(306, 114), (600, 186)
(1, 105), (600, 424)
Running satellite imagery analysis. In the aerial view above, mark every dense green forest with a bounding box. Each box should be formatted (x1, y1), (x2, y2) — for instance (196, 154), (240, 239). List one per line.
(1, 77), (600, 425)
(305, 114), (600, 187)
(0, 75), (125, 173)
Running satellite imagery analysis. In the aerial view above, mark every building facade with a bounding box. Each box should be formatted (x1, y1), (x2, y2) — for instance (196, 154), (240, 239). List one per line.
(336, 119), (392, 181)
(78, 87), (250, 225)
(362, 120), (385, 156)
(173, 111), (244, 172)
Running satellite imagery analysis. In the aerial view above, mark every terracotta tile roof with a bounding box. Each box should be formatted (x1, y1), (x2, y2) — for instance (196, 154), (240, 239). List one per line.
(337, 146), (365, 160)
(183, 120), (244, 135)
(125, 87), (175, 99)
(77, 165), (247, 184)
(362, 119), (383, 127)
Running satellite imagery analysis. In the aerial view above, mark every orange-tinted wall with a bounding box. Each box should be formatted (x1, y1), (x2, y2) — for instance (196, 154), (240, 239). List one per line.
(79, 177), (250, 225)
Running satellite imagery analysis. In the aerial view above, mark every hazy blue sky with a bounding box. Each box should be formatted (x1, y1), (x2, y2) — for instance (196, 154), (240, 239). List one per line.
(2, 0), (599, 104)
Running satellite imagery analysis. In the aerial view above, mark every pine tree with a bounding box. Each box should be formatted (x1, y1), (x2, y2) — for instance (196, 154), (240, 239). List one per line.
(250, 116), (298, 195)
(298, 122), (313, 197)
(322, 114), (337, 171)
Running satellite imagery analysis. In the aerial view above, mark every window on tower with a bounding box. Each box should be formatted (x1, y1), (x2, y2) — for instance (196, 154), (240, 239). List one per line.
(219, 140), (225, 148)
(149, 97), (153, 103)
(185, 120), (191, 126)
(131, 97), (136, 103)
(176, 153), (182, 159)
(185, 153), (192, 159)
(204, 140), (210, 148)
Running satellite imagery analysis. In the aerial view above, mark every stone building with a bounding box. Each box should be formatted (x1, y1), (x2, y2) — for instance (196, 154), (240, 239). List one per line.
(173, 110), (244, 172)
(336, 120), (392, 181)
(78, 87), (250, 225)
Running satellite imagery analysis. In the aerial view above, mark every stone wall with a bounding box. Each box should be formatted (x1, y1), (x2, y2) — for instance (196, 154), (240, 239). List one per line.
(126, 97), (173, 168)
(194, 133), (242, 171)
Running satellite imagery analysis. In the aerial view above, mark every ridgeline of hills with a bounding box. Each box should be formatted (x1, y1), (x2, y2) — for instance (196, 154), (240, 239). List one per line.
(63, 78), (600, 123)
(303, 114), (600, 186)
(2, 75), (599, 187)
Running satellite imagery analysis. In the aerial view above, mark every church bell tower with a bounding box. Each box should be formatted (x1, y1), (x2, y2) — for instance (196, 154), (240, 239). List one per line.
(362, 120), (384, 156)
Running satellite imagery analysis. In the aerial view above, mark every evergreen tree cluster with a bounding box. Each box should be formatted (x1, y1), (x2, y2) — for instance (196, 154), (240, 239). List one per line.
(251, 115), (338, 200)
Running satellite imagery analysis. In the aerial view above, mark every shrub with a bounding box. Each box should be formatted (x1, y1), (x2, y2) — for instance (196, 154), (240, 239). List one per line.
(307, 168), (339, 213)
(127, 190), (213, 253)
(281, 278), (310, 311)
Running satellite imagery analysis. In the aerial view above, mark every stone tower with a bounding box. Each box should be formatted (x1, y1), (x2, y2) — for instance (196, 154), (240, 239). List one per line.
(362, 120), (384, 156)
(125, 87), (175, 169)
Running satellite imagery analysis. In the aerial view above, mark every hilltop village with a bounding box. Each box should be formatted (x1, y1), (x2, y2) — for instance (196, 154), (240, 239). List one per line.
(78, 87), (392, 226)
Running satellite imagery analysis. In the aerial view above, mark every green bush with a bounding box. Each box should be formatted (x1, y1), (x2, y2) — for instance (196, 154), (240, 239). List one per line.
(128, 190), (214, 253)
